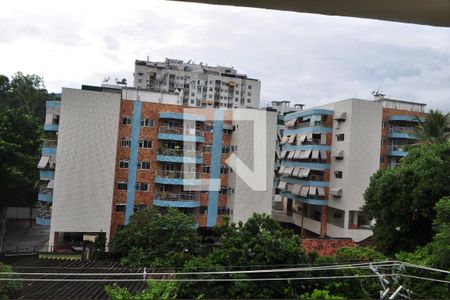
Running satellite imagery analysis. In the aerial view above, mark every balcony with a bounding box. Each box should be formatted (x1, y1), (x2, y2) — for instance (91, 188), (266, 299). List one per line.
(42, 139), (57, 155)
(36, 213), (51, 226)
(389, 115), (421, 122)
(388, 127), (417, 139)
(40, 170), (55, 180)
(153, 192), (200, 208)
(158, 126), (204, 143)
(157, 148), (203, 164)
(154, 169), (201, 186)
(38, 187), (53, 203)
(388, 145), (407, 157)
(159, 112), (206, 122)
(44, 124), (59, 131)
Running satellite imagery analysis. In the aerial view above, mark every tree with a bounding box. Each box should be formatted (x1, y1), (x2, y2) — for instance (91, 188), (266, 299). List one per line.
(335, 246), (386, 263)
(0, 262), (22, 299)
(0, 107), (42, 210)
(105, 280), (178, 300)
(414, 110), (450, 144)
(363, 142), (450, 254)
(177, 213), (310, 299)
(0, 72), (48, 121)
(109, 207), (203, 268)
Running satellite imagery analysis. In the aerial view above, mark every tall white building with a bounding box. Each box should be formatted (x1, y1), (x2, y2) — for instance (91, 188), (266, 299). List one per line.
(273, 97), (427, 242)
(134, 58), (261, 108)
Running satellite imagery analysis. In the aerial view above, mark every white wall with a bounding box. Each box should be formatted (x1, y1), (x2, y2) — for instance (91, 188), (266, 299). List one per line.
(228, 109), (276, 223)
(49, 88), (121, 249)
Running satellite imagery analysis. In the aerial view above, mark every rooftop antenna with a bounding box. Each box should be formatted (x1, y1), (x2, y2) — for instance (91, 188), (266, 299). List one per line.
(102, 77), (110, 83)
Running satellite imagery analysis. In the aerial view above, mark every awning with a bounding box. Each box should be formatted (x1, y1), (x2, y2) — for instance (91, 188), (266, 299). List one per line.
(320, 150), (328, 160)
(300, 186), (309, 197)
(278, 166), (286, 174)
(309, 186), (317, 196)
(284, 166), (294, 175)
(291, 184), (302, 195)
(300, 168), (311, 177)
(332, 150), (344, 159)
(47, 180), (55, 189)
(306, 133), (313, 141)
(38, 156), (50, 169)
(280, 150), (287, 159)
(285, 119), (296, 128)
(297, 134), (307, 144)
(287, 151), (296, 159)
(317, 187), (325, 197)
(330, 188), (343, 197)
(288, 134), (296, 144)
(299, 150), (312, 160)
(292, 167), (302, 177)
(286, 183), (294, 192)
(277, 181), (287, 190)
(311, 150), (319, 159)
(293, 150), (302, 159)
(280, 136), (289, 144)
(333, 112), (347, 121)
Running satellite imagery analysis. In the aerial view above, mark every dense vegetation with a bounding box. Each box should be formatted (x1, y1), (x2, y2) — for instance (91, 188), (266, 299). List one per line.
(0, 73), (47, 210)
(0, 262), (22, 299)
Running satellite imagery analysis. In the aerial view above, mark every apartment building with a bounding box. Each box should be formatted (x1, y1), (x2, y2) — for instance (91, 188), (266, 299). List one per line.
(36, 93), (61, 227)
(39, 85), (275, 251)
(273, 96), (426, 242)
(134, 58), (261, 108)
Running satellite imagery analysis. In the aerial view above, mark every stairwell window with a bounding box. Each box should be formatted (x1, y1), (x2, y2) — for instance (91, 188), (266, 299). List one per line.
(117, 182), (128, 191)
(135, 182), (149, 192)
(334, 171), (343, 178)
(122, 116), (132, 125)
(121, 138), (131, 147)
(119, 160), (129, 169)
(336, 134), (345, 141)
(140, 118), (154, 127)
(139, 140), (152, 148)
(137, 161), (151, 170)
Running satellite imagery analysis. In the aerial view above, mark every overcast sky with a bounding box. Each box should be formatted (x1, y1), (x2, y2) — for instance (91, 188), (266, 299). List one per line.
(1, 0), (449, 111)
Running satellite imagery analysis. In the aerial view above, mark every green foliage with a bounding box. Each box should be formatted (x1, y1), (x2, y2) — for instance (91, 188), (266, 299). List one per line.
(363, 142), (450, 254)
(299, 289), (345, 299)
(414, 110), (450, 144)
(177, 213), (310, 299)
(0, 262), (22, 300)
(109, 207), (202, 268)
(93, 231), (107, 259)
(105, 280), (178, 300)
(0, 107), (43, 209)
(335, 246), (386, 263)
(0, 72), (48, 121)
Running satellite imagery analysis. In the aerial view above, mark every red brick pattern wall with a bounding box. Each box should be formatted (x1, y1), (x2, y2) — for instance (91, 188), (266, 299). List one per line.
(109, 101), (231, 239)
(302, 238), (356, 256)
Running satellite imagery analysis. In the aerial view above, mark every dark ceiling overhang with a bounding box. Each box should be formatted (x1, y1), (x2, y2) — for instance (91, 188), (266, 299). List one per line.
(172, 0), (450, 27)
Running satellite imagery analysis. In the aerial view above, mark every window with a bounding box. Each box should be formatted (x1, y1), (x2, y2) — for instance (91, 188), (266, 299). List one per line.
(205, 123), (213, 132)
(122, 116), (132, 125)
(334, 171), (343, 178)
(115, 204), (126, 212)
(117, 182), (128, 190)
(134, 204), (147, 212)
(231, 145), (238, 152)
(219, 187), (230, 195)
(218, 207), (230, 215)
(139, 140), (152, 148)
(222, 145), (230, 153)
(135, 182), (149, 192)
(137, 79), (142, 83)
(204, 144), (212, 153)
(121, 138), (131, 147)
(248, 85), (252, 89)
(137, 161), (151, 170)
(336, 134), (345, 141)
(220, 166), (229, 174)
(200, 206), (208, 215)
(141, 118), (154, 127)
(202, 165), (210, 173)
(119, 160), (129, 169)
(235, 91), (239, 95)
(248, 92), (251, 96)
